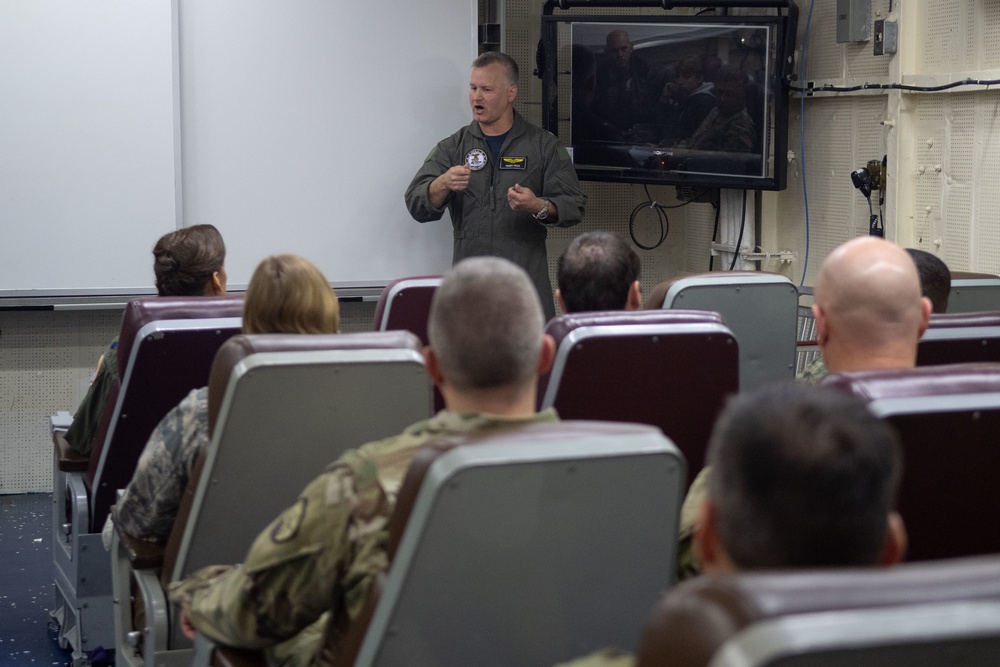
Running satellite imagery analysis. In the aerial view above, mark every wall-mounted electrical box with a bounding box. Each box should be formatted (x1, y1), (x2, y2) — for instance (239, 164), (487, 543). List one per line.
(874, 19), (898, 55)
(837, 0), (871, 43)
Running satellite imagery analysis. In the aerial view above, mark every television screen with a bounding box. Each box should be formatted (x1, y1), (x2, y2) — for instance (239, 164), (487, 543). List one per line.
(541, 14), (794, 190)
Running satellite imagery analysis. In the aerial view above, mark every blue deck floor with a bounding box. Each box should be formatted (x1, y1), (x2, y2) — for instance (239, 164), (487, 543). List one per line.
(0, 493), (74, 666)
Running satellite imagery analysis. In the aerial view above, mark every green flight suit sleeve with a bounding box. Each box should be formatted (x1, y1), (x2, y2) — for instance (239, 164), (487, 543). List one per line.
(405, 141), (459, 223)
(538, 140), (587, 228)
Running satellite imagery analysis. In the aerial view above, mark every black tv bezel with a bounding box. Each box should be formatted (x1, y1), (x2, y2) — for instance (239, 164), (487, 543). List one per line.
(539, 8), (797, 191)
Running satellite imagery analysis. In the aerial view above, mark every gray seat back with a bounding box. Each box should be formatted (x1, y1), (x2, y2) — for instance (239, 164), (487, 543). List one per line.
(660, 272), (799, 389)
(709, 600), (1000, 667)
(355, 421), (686, 667)
(638, 554), (1000, 667)
(171, 331), (433, 582)
(948, 276), (1000, 313)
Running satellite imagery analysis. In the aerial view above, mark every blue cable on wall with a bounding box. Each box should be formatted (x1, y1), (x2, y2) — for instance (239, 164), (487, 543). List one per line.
(799, 0), (815, 287)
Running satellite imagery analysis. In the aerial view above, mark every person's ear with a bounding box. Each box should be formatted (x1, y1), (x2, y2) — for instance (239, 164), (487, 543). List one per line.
(536, 333), (556, 376)
(423, 346), (445, 387)
(878, 512), (908, 566)
(206, 269), (226, 296)
(918, 296), (933, 337)
(812, 303), (829, 347)
(626, 280), (642, 310)
(508, 83), (517, 104)
(693, 498), (734, 573)
(555, 288), (568, 315)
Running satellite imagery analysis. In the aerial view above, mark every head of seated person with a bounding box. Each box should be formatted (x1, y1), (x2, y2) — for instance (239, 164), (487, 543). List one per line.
(152, 223), (228, 296)
(242, 254), (340, 334)
(694, 382), (907, 572)
(905, 248), (951, 314)
(813, 237), (932, 374)
(427, 256), (555, 413)
(556, 231), (641, 314)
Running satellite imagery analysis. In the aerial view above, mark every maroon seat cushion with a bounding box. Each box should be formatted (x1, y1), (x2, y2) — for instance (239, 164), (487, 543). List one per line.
(372, 276), (442, 346)
(823, 363), (1000, 560)
(85, 295), (244, 531)
(918, 312), (1000, 366)
(542, 309), (736, 485)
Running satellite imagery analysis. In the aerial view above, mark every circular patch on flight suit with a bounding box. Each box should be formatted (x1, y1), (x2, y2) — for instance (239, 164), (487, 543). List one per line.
(465, 149), (488, 171)
(271, 498), (308, 544)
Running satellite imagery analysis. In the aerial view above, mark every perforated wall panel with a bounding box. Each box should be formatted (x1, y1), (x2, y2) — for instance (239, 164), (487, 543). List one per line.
(0, 300), (375, 494)
(0, 309), (121, 493)
(922, 1), (976, 73)
(911, 90), (1000, 273)
(774, 94), (887, 285)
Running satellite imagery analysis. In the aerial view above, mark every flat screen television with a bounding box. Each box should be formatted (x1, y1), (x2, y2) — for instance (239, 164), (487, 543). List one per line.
(539, 10), (796, 191)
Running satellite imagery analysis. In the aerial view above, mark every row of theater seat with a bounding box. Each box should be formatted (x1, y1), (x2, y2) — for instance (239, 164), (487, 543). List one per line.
(51, 272), (1000, 666)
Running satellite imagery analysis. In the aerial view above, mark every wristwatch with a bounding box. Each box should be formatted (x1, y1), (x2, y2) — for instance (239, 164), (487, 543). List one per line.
(533, 199), (550, 220)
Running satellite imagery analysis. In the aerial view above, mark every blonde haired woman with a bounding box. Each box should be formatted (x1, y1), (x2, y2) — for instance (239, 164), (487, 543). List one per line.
(105, 255), (338, 547)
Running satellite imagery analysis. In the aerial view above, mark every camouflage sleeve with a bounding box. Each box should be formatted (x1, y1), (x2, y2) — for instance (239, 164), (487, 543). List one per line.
(797, 355), (828, 384)
(676, 467), (711, 581)
(113, 388), (208, 544)
(173, 458), (389, 651)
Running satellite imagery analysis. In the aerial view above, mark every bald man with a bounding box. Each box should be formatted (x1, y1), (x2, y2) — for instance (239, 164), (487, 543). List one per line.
(800, 236), (933, 381)
(680, 237), (930, 580)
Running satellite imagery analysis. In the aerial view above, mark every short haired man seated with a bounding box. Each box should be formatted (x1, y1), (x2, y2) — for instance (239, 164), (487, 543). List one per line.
(556, 231), (641, 313)
(556, 382), (906, 667)
(170, 257), (557, 666)
(693, 382), (906, 572)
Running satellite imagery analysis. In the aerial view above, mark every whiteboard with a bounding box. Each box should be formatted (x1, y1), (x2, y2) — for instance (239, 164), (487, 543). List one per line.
(0, 0), (180, 296)
(1, 0), (473, 297)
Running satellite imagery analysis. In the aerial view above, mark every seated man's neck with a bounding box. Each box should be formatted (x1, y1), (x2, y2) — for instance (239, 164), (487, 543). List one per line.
(823, 343), (918, 374)
(440, 384), (538, 417)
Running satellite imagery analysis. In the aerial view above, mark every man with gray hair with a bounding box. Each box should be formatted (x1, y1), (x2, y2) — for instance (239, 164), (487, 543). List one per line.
(172, 257), (557, 666)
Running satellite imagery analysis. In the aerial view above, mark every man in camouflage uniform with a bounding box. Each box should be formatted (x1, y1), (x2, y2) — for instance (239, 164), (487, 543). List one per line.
(685, 236), (930, 577)
(171, 257), (558, 666)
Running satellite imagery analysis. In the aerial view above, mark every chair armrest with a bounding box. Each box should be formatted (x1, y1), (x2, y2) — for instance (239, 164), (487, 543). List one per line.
(191, 632), (267, 667)
(53, 430), (90, 472)
(115, 518), (167, 570)
(50, 411), (73, 433)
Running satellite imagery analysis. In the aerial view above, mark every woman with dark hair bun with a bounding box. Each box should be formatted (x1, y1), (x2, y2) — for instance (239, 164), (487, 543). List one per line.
(152, 224), (228, 297)
(63, 225), (229, 456)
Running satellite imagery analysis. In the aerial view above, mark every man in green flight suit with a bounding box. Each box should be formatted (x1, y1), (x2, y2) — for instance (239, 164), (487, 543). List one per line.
(405, 51), (587, 321)
(170, 256), (558, 666)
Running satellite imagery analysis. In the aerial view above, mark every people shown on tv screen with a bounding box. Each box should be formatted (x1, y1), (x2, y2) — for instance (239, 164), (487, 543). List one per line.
(658, 55), (716, 145)
(570, 23), (769, 178)
(676, 66), (757, 153)
(593, 30), (660, 138)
